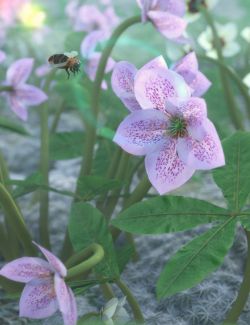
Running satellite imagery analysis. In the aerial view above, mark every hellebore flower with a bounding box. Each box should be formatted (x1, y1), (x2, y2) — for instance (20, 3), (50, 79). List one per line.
(198, 23), (240, 59)
(173, 51), (211, 97)
(241, 26), (250, 43)
(1, 58), (47, 121)
(112, 57), (224, 194)
(0, 242), (77, 325)
(101, 297), (130, 325)
(137, 0), (187, 41)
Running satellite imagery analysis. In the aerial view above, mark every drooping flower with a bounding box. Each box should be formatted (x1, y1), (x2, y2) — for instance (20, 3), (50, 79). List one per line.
(101, 297), (130, 325)
(241, 26), (250, 43)
(137, 0), (187, 41)
(1, 58), (48, 121)
(198, 23), (240, 59)
(112, 57), (224, 194)
(0, 242), (77, 325)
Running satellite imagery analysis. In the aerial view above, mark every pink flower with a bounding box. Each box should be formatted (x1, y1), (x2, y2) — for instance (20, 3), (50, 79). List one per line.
(0, 0), (27, 25)
(2, 58), (48, 121)
(137, 0), (187, 41)
(0, 242), (77, 325)
(112, 57), (224, 194)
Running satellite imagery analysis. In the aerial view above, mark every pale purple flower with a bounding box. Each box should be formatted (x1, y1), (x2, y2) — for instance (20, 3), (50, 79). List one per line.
(0, 49), (6, 63)
(2, 58), (47, 121)
(173, 52), (211, 97)
(112, 57), (224, 194)
(137, 0), (187, 41)
(0, 242), (77, 325)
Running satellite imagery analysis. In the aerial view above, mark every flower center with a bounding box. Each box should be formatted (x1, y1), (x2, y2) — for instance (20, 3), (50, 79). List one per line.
(188, 0), (207, 13)
(167, 116), (188, 138)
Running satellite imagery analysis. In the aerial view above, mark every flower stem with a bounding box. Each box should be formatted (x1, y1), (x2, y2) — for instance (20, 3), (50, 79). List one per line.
(201, 8), (244, 130)
(39, 70), (56, 249)
(223, 230), (250, 324)
(0, 86), (13, 92)
(65, 243), (104, 281)
(0, 183), (36, 256)
(115, 278), (144, 324)
(77, 15), (141, 179)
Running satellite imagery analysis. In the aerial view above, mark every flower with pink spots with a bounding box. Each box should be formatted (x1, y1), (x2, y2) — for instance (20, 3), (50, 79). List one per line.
(137, 0), (187, 41)
(1, 58), (48, 121)
(112, 57), (224, 194)
(0, 242), (77, 325)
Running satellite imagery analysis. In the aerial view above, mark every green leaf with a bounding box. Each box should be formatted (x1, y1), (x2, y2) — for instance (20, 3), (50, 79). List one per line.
(69, 203), (119, 278)
(0, 116), (29, 135)
(93, 139), (116, 176)
(213, 132), (250, 211)
(50, 132), (84, 160)
(115, 243), (135, 273)
(77, 176), (122, 201)
(157, 219), (236, 299)
(10, 172), (44, 198)
(112, 196), (229, 234)
(239, 212), (250, 231)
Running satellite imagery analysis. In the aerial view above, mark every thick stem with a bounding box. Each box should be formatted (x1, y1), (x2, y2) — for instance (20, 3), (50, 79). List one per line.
(0, 86), (13, 92)
(115, 279), (144, 324)
(77, 15), (141, 179)
(201, 8), (244, 130)
(0, 183), (36, 255)
(50, 101), (65, 134)
(223, 230), (250, 324)
(65, 243), (104, 281)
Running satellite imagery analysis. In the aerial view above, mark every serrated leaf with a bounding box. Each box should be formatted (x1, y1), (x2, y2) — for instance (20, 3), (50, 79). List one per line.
(77, 176), (122, 201)
(112, 196), (229, 234)
(50, 132), (84, 160)
(213, 132), (250, 211)
(69, 203), (119, 278)
(0, 116), (29, 135)
(157, 219), (236, 299)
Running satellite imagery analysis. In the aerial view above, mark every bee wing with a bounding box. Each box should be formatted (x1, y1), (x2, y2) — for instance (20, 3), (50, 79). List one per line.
(64, 50), (78, 58)
(49, 62), (67, 68)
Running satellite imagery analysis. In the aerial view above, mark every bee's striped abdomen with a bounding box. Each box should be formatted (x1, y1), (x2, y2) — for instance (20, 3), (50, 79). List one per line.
(48, 54), (68, 64)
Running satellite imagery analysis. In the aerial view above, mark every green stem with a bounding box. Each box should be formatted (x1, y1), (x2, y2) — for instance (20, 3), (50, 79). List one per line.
(201, 8), (244, 130)
(115, 279), (144, 324)
(0, 183), (36, 255)
(77, 15), (141, 178)
(50, 100), (65, 134)
(65, 243), (104, 281)
(0, 86), (13, 92)
(223, 230), (250, 324)
(78, 312), (100, 323)
(39, 70), (56, 249)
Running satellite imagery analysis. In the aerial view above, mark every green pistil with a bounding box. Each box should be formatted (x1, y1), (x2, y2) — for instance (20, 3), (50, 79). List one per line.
(167, 116), (188, 138)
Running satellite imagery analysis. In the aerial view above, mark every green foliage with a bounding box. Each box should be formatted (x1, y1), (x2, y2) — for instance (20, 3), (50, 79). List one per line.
(115, 243), (135, 273)
(69, 203), (119, 278)
(0, 116), (29, 136)
(213, 132), (250, 211)
(157, 219), (236, 299)
(50, 131), (85, 160)
(112, 196), (229, 234)
(10, 172), (43, 198)
(93, 139), (117, 176)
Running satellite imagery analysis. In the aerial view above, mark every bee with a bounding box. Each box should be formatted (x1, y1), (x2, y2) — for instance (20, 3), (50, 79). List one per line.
(48, 51), (81, 79)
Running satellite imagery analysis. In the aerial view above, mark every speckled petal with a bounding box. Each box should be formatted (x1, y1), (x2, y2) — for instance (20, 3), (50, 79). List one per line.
(80, 30), (108, 59)
(145, 138), (195, 194)
(15, 84), (48, 106)
(19, 279), (58, 319)
(140, 56), (168, 71)
(33, 242), (67, 278)
(0, 257), (52, 283)
(176, 119), (225, 170)
(55, 274), (77, 325)
(6, 58), (34, 86)
(155, 0), (186, 17)
(173, 52), (198, 73)
(189, 71), (211, 97)
(114, 109), (168, 156)
(8, 94), (28, 121)
(134, 67), (190, 112)
(147, 10), (187, 40)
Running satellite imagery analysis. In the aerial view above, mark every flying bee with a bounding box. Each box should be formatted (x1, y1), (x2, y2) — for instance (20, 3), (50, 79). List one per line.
(48, 51), (81, 79)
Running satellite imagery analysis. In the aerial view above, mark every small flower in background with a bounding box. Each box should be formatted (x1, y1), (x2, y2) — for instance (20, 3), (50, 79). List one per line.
(18, 2), (46, 29)
(186, 0), (218, 22)
(0, 0), (28, 25)
(137, 0), (187, 41)
(198, 23), (240, 59)
(0, 49), (6, 63)
(0, 242), (77, 325)
(1, 58), (48, 121)
(101, 297), (130, 325)
(241, 26), (250, 43)
(243, 73), (250, 93)
(112, 56), (224, 194)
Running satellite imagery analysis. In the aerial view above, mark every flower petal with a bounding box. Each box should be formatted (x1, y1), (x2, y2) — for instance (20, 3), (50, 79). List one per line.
(176, 119), (225, 170)
(173, 52), (198, 73)
(189, 71), (211, 97)
(80, 30), (108, 59)
(147, 10), (187, 40)
(6, 58), (34, 86)
(114, 109), (168, 156)
(0, 50), (6, 63)
(0, 257), (52, 283)
(33, 242), (67, 278)
(155, 0), (186, 17)
(134, 67), (190, 111)
(55, 274), (77, 325)
(15, 84), (48, 106)
(140, 56), (168, 71)
(19, 279), (58, 319)
(145, 138), (195, 194)
(8, 95), (28, 121)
